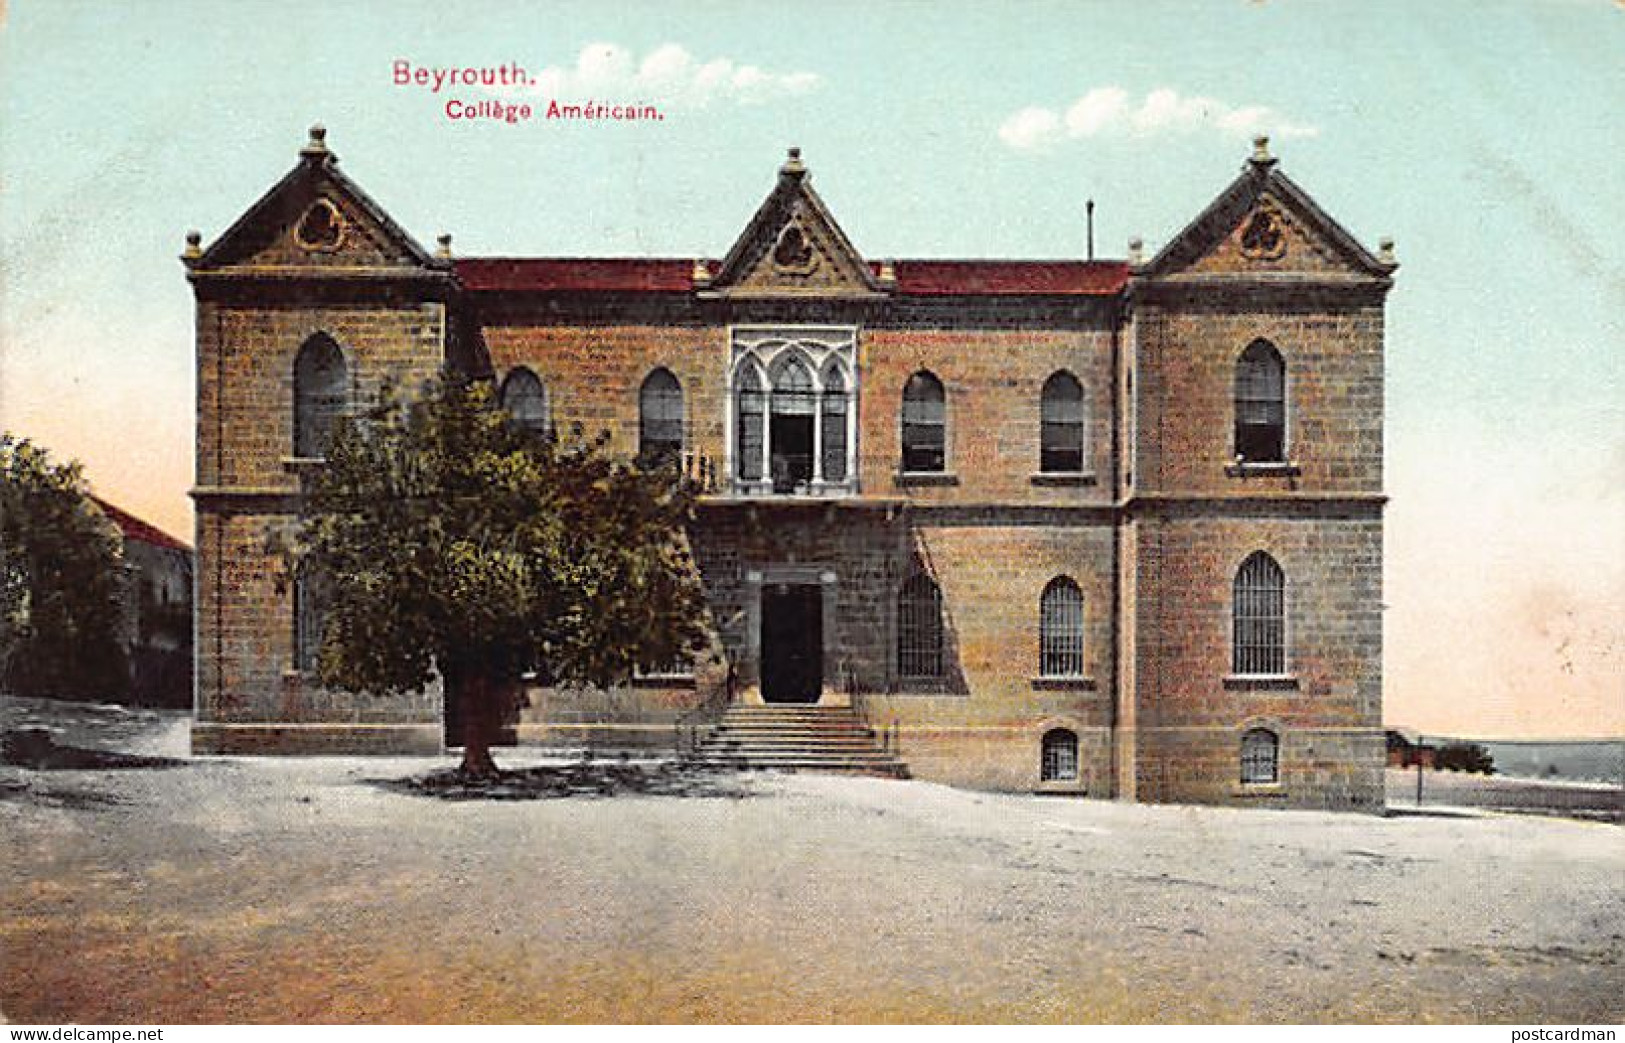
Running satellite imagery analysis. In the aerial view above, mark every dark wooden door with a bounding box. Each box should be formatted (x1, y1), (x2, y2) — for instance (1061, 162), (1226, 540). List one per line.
(761, 584), (822, 703)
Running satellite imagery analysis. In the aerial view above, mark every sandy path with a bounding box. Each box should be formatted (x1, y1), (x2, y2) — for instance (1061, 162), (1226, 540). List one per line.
(2, 750), (1620, 1024)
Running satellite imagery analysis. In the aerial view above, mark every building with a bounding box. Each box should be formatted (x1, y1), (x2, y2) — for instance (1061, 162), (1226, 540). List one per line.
(186, 127), (1394, 809)
(89, 496), (194, 706)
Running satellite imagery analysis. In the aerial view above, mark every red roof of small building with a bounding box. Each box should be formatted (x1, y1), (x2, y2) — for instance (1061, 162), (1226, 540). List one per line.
(453, 258), (1128, 296)
(90, 497), (191, 553)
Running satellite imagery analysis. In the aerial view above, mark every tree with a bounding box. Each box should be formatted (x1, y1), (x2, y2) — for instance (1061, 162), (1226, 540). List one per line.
(0, 435), (130, 698)
(287, 372), (710, 776)
(1435, 742), (1495, 775)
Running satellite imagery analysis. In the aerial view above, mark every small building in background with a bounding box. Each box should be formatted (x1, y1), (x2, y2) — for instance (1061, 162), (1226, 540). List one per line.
(1386, 728), (1436, 769)
(90, 497), (193, 707)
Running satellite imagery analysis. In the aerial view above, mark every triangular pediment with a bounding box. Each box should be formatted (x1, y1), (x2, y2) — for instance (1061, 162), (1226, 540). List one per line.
(195, 131), (435, 273)
(710, 151), (882, 297)
(1141, 154), (1393, 280)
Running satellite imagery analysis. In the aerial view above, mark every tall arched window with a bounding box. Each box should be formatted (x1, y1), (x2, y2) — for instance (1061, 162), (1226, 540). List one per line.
(1235, 340), (1286, 463)
(500, 367), (548, 435)
(736, 364), (766, 482)
(1241, 727), (1280, 784)
(1040, 371), (1086, 473)
(820, 363), (848, 484)
(1041, 728), (1079, 782)
(897, 572), (943, 679)
(293, 334), (348, 459)
(639, 368), (683, 467)
(769, 355), (815, 492)
(901, 371), (946, 473)
(1233, 551), (1286, 675)
(1040, 576), (1085, 677)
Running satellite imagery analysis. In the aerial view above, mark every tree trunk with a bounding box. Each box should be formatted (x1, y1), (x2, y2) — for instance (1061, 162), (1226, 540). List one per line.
(456, 669), (500, 777)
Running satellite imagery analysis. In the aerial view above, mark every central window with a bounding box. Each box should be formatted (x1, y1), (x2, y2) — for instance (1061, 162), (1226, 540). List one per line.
(730, 327), (857, 496)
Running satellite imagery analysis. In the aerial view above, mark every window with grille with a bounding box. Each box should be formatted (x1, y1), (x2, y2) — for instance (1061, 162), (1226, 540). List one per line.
(1040, 576), (1085, 677)
(293, 566), (328, 675)
(639, 368), (683, 467)
(293, 334), (348, 459)
(1041, 728), (1079, 782)
(1235, 340), (1286, 463)
(500, 367), (548, 435)
(1240, 727), (1279, 784)
(1040, 371), (1086, 473)
(901, 371), (946, 473)
(1232, 551), (1286, 675)
(897, 572), (943, 679)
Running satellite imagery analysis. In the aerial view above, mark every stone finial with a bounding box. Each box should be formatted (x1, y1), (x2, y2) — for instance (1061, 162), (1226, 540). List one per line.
(436, 233), (453, 259)
(1378, 237), (1396, 265)
(301, 124), (329, 157)
(1128, 236), (1144, 265)
(781, 146), (806, 175)
(182, 230), (202, 261)
(877, 259), (897, 287)
(692, 259), (713, 288)
(1251, 135), (1272, 164)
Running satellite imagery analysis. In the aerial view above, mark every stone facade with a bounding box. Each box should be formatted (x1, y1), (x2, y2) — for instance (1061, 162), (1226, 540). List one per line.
(186, 128), (1395, 809)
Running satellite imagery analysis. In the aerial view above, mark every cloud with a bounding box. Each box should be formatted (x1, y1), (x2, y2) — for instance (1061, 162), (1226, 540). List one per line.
(493, 43), (821, 109)
(999, 86), (1317, 151)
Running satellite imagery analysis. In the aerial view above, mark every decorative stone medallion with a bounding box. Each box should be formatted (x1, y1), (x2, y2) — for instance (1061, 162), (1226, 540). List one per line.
(1239, 201), (1288, 261)
(295, 198), (345, 252)
(771, 223), (819, 276)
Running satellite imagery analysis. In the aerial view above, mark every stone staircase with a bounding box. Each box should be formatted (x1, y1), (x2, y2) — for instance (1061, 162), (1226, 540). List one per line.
(690, 705), (908, 778)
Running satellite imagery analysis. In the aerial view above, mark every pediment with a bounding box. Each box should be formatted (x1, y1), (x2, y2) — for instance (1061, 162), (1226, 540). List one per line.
(1142, 156), (1392, 280)
(710, 151), (881, 297)
(195, 132), (434, 273)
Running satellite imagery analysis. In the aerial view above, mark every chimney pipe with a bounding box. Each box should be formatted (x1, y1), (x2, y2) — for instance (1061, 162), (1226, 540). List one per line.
(1086, 199), (1095, 261)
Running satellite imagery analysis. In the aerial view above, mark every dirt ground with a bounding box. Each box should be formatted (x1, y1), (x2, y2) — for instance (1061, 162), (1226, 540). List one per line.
(1, 701), (1621, 1024)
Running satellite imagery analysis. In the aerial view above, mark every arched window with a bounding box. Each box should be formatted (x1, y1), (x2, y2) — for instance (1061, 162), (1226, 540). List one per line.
(1041, 728), (1079, 782)
(769, 355), (815, 492)
(1233, 551), (1286, 675)
(1040, 371), (1086, 473)
(639, 368), (683, 467)
(897, 572), (943, 679)
(500, 367), (548, 435)
(1040, 576), (1085, 677)
(821, 363), (848, 484)
(1235, 340), (1286, 463)
(1241, 727), (1279, 784)
(736, 364), (766, 482)
(901, 371), (946, 473)
(293, 334), (348, 459)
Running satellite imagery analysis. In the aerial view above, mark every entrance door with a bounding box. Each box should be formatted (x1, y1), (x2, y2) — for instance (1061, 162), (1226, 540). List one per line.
(761, 584), (822, 703)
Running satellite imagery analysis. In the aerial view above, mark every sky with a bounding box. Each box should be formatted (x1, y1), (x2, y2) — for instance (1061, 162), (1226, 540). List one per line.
(1, 0), (1620, 739)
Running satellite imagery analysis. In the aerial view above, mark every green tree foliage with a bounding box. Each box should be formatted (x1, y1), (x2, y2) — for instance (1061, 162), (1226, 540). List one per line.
(288, 373), (710, 775)
(1435, 742), (1495, 774)
(0, 435), (130, 698)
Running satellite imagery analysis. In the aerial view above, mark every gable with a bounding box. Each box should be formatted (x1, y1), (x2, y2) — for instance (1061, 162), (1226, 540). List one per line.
(1142, 149), (1392, 280)
(195, 128), (434, 273)
(710, 150), (882, 297)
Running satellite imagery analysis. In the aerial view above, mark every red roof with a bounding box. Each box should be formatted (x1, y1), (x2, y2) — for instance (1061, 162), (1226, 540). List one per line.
(454, 257), (1127, 296)
(89, 497), (191, 553)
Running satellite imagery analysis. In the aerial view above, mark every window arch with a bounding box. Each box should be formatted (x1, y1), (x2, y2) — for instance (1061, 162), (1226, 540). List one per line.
(901, 371), (946, 473)
(768, 354), (815, 492)
(1241, 727), (1279, 784)
(1040, 371), (1086, 473)
(897, 572), (943, 679)
(1041, 728), (1079, 782)
(1040, 576), (1085, 677)
(293, 334), (348, 459)
(1233, 551), (1286, 675)
(638, 368), (683, 467)
(1235, 340), (1286, 463)
(736, 363), (766, 482)
(820, 362), (849, 484)
(500, 367), (548, 435)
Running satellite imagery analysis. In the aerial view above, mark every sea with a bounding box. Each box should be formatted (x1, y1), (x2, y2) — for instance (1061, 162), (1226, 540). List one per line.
(1471, 740), (1625, 785)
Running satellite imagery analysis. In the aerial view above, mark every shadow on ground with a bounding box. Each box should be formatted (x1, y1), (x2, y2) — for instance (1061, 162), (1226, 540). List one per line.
(372, 759), (756, 801)
(1, 728), (187, 770)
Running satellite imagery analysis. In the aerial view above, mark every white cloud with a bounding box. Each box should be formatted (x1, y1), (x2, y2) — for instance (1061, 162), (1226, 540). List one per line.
(999, 86), (1317, 151)
(494, 43), (821, 109)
